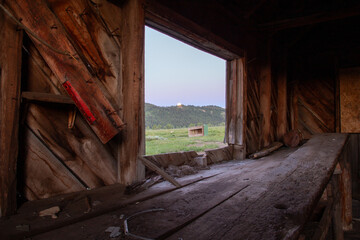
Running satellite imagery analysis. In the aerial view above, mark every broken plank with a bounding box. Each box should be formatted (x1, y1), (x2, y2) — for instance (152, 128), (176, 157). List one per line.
(138, 156), (181, 188)
(22, 92), (73, 104)
(0, 4), (22, 217)
(7, 0), (124, 143)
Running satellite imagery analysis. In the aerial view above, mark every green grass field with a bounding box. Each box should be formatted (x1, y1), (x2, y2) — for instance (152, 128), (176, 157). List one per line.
(145, 126), (226, 155)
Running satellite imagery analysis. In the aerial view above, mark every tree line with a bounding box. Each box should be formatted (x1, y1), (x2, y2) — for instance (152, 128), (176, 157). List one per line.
(145, 103), (225, 129)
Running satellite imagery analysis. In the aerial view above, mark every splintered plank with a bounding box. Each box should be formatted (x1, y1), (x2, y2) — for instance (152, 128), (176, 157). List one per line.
(24, 128), (85, 200)
(7, 0), (124, 143)
(0, 4), (22, 217)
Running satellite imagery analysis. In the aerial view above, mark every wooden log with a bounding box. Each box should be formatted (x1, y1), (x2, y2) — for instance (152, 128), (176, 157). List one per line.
(283, 129), (303, 147)
(117, 0), (145, 184)
(22, 92), (73, 104)
(138, 156), (181, 188)
(7, 0), (124, 144)
(0, 3), (22, 217)
(249, 142), (283, 159)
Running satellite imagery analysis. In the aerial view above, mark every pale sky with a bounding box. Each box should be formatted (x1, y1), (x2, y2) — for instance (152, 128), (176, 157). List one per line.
(145, 26), (226, 108)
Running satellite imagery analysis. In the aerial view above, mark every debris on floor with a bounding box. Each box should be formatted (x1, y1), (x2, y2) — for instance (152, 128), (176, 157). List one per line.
(39, 206), (60, 219)
(105, 226), (121, 238)
(15, 224), (30, 232)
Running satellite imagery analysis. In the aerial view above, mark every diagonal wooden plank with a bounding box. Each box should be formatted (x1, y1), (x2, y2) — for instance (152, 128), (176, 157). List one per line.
(6, 0), (124, 143)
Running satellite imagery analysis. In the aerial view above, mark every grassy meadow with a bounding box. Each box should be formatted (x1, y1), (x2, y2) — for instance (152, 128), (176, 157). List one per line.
(145, 126), (226, 155)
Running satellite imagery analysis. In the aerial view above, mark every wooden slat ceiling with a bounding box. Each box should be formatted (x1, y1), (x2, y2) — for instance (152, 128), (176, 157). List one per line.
(144, 0), (360, 57)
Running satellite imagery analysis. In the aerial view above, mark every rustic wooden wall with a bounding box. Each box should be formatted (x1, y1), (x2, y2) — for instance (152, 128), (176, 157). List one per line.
(288, 53), (336, 139)
(245, 41), (281, 154)
(0, 0), (145, 203)
(0, 1), (23, 217)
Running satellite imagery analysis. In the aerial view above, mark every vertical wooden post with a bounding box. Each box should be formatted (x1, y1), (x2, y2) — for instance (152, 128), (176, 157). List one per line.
(259, 42), (272, 147)
(331, 173), (344, 240)
(0, 3), (23, 217)
(118, 0), (145, 184)
(276, 49), (287, 141)
(225, 57), (247, 160)
(339, 141), (353, 231)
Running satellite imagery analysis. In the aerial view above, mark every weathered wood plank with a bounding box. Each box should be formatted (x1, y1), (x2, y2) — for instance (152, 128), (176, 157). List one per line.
(259, 43), (272, 147)
(144, 151), (199, 168)
(168, 134), (348, 240)
(24, 128), (85, 200)
(339, 67), (360, 133)
(46, 0), (122, 109)
(0, 3), (22, 217)
(138, 156), (181, 188)
(225, 58), (247, 159)
(339, 139), (353, 231)
(8, 0), (124, 143)
(25, 104), (117, 188)
(276, 49), (287, 141)
(0, 170), (220, 239)
(206, 146), (233, 164)
(331, 174), (344, 240)
(117, 0), (145, 184)
(144, 0), (243, 60)
(22, 92), (73, 104)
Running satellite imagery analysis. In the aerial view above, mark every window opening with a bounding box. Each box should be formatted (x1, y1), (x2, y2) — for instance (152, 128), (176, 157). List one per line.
(145, 26), (226, 155)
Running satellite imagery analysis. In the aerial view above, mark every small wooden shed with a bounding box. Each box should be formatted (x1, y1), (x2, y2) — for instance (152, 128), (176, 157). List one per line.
(0, 0), (359, 239)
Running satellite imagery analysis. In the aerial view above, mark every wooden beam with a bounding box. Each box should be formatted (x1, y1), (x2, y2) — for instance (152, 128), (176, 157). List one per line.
(144, 0), (243, 60)
(244, 0), (268, 19)
(22, 92), (73, 104)
(138, 156), (181, 188)
(275, 48), (287, 141)
(339, 141), (353, 231)
(331, 174), (345, 240)
(259, 43), (272, 147)
(118, 0), (145, 184)
(225, 58), (247, 159)
(7, 0), (124, 144)
(0, 2), (22, 217)
(259, 5), (360, 32)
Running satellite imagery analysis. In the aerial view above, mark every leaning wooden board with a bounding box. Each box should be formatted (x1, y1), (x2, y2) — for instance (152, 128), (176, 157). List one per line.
(21, 133), (348, 240)
(7, 0), (124, 144)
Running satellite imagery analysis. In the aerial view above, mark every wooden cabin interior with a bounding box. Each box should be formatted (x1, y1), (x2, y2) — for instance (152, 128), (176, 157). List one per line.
(1, 0), (360, 239)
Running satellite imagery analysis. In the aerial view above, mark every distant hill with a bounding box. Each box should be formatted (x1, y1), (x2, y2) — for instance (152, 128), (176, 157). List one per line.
(145, 103), (225, 129)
